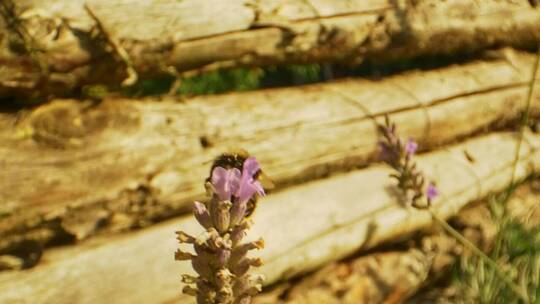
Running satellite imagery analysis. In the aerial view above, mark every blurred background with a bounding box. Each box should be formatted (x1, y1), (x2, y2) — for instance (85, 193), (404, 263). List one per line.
(0, 0), (540, 303)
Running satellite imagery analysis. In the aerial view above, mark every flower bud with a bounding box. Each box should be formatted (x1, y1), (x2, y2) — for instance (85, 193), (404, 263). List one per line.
(405, 138), (418, 157)
(204, 181), (214, 197)
(175, 249), (194, 261)
(217, 248), (231, 268)
(181, 274), (198, 284)
(230, 221), (250, 246)
(229, 200), (247, 227)
(231, 258), (263, 277)
(230, 239), (265, 266)
(426, 183), (439, 201)
(193, 201), (212, 229)
(233, 274), (264, 297)
(192, 256), (213, 279)
(176, 231), (196, 244)
(214, 200), (232, 233)
(182, 285), (198, 296)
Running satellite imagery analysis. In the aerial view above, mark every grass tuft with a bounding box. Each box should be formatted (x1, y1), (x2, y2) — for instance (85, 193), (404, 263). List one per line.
(451, 196), (540, 304)
(449, 45), (540, 304)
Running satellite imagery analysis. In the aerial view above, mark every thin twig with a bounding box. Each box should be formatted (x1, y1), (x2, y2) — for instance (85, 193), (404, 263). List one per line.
(0, 0), (47, 73)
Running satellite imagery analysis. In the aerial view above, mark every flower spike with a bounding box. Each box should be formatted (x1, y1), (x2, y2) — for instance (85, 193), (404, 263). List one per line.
(176, 155), (266, 304)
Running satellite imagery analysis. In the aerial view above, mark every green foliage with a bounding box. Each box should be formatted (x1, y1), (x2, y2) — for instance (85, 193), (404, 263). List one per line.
(176, 68), (264, 96)
(449, 46), (540, 304)
(451, 197), (540, 304)
(268, 64), (322, 85)
(122, 64), (323, 98)
(81, 84), (112, 100)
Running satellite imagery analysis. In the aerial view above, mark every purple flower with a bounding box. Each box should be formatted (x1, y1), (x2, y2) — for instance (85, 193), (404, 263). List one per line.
(242, 157), (260, 179)
(210, 157), (265, 204)
(236, 157), (265, 204)
(405, 139), (418, 156)
(426, 183), (438, 201)
(211, 167), (241, 201)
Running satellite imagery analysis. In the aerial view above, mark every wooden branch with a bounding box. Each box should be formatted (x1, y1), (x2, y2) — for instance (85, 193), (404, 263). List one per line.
(1, 131), (540, 303)
(1, 50), (539, 258)
(1, 0), (540, 98)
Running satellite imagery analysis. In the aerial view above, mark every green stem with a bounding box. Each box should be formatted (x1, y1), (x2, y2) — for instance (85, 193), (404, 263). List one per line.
(429, 210), (530, 304)
(509, 46), (540, 190)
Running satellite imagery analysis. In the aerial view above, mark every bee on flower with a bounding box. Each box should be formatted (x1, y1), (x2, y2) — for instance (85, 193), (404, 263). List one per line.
(176, 154), (269, 304)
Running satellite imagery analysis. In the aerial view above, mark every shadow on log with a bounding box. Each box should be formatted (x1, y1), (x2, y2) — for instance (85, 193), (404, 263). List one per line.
(0, 131), (540, 303)
(0, 50), (539, 261)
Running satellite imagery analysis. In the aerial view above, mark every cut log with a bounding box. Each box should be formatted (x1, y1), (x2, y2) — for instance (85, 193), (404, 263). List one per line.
(1, 50), (539, 258)
(1, 0), (540, 98)
(0, 131), (540, 304)
(255, 182), (540, 304)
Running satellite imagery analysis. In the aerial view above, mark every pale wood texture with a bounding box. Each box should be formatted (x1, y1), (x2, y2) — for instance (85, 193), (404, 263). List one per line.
(1, 50), (539, 258)
(1, 0), (539, 97)
(1, 131), (540, 304)
(254, 183), (540, 304)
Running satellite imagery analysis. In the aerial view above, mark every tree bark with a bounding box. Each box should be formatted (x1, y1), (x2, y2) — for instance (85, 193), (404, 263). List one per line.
(1, 0), (539, 98)
(0, 131), (539, 304)
(0, 50), (539, 259)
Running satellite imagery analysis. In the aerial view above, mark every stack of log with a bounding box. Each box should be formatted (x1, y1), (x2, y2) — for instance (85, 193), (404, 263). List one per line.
(1, 0), (540, 303)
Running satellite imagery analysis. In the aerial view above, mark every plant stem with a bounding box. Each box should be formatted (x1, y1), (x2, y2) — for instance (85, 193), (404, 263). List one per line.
(509, 46), (540, 191)
(429, 210), (530, 304)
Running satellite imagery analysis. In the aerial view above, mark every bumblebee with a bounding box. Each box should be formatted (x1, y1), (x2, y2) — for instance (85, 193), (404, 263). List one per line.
(206, 149), (274, 218)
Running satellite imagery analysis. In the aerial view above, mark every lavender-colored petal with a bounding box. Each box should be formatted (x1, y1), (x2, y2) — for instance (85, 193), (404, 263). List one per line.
(211, 167), (241, 201)
(211, 167), (231, 200)
(426, 183), (439, 200)
(236, 179), (258, 204)
(234, 157), (266, 203)
(228, 168), (242, 196)
(252, 180), (265, 197)
(242, 157), (261, 178)
(405, 138), (418, 156)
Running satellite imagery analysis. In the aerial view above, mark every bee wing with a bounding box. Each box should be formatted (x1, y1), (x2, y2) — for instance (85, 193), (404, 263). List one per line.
(258, 172), (275, 190)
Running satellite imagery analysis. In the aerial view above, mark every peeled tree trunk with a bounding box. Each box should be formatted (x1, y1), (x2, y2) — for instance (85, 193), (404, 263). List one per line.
(255, 182), (540, 304)
(0, 50), (539, 260)
(1, 131), (540, 304)
(1, 0), (539, 98)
